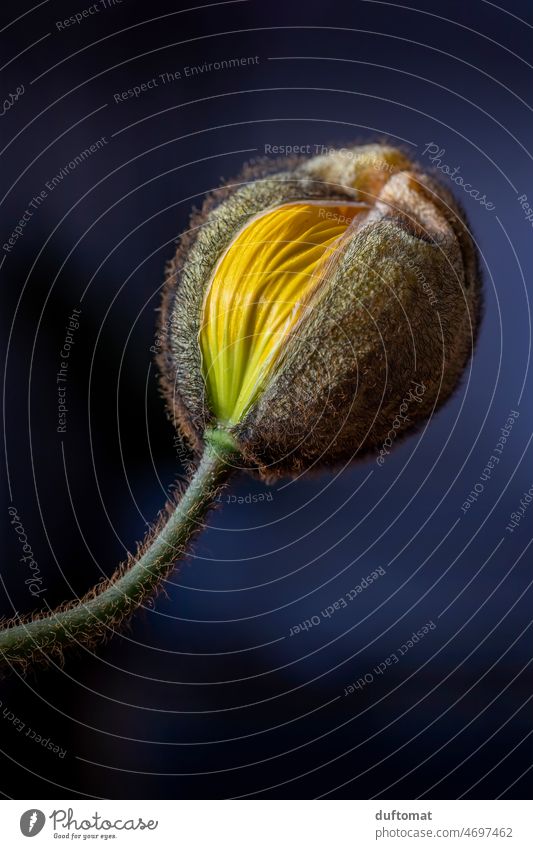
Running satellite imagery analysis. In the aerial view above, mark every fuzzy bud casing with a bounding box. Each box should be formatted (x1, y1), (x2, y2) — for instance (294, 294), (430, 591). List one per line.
(159, 144), (481, 479)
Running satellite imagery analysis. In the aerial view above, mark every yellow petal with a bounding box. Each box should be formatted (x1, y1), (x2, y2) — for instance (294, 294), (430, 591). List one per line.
(200, 200), (365, 425)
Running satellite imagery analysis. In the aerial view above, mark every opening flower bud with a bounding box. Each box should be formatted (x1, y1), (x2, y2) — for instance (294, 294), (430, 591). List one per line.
(0, 144), (483, 671)
(159, 143), (480, 479)
(200, 200), (366, 425)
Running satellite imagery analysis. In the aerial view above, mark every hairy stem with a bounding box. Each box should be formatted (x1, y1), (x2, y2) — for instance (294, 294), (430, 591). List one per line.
(0, 434), (237, 672)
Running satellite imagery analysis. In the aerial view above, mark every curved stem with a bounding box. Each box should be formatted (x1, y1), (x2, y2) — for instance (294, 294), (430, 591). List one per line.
(0, 436), (237, 672)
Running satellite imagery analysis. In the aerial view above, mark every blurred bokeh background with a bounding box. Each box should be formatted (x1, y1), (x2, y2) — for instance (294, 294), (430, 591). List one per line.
(1, 0), (532, 799)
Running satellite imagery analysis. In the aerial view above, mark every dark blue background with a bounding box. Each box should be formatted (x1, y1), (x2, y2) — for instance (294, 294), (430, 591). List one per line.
(1, 0), (532, 799)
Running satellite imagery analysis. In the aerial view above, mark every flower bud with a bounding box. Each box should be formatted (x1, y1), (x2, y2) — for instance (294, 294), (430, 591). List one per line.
(159, 143), (480, 479)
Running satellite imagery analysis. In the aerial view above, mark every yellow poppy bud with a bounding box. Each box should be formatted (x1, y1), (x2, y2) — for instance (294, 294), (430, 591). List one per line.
(159, 143), (480, 478)
(200, 200), (367, 425)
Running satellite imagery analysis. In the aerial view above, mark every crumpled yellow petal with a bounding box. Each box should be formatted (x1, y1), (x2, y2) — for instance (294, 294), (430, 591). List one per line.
(200, 201), (363, 425)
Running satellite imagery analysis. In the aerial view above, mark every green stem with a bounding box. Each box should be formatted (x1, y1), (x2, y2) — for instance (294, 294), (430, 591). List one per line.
(0, 435), (237, 672)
